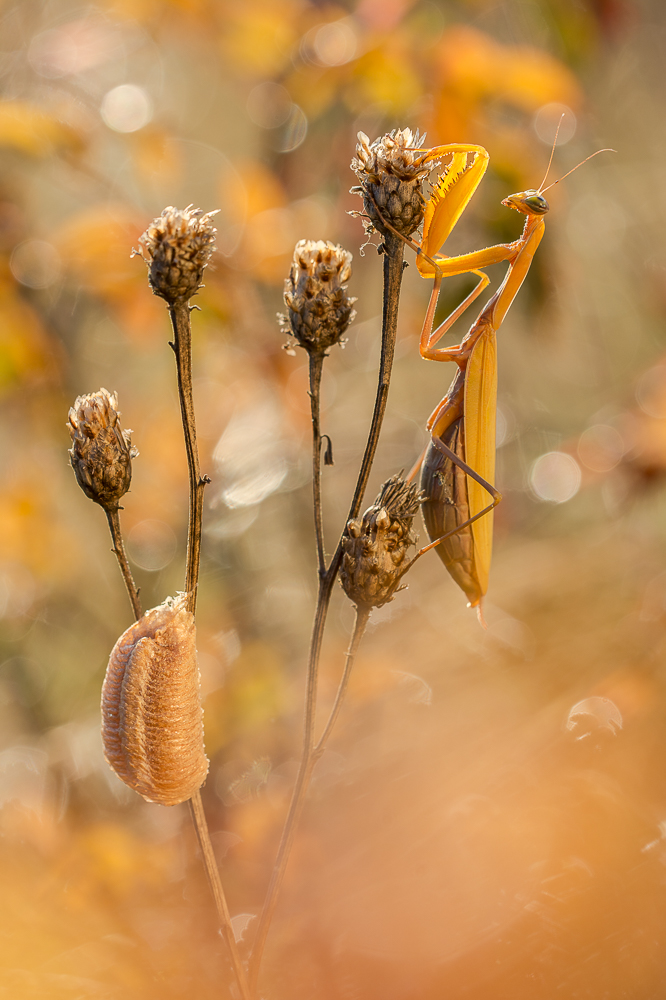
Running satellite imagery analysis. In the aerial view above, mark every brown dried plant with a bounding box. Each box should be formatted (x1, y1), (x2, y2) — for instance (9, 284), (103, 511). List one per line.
(69, 207), (250, 1000)
(69, 129), (430, 999)
(248, 129), (427, 992)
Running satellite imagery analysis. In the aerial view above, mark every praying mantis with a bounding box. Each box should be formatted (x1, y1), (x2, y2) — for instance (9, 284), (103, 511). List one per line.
(370, 134), (610, 614)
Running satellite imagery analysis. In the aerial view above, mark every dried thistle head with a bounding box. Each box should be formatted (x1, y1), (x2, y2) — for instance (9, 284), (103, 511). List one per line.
(136, 205), (218, 305)
(102, 594), (209, 806)
(341, 474), (421, 610)
(68, 388), (137, 511)
(350, 128), (430, 240)
(278, 240), (356, 356)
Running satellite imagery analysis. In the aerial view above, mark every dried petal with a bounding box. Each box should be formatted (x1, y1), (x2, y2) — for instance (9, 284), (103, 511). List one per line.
(340, 474), (421, 609)
(68, 388), (136, 510)
(350, 128), (430, 240)
(278, 239), (356, 356)
(102, 594), (209, 806)
(136, 205), (218, 305)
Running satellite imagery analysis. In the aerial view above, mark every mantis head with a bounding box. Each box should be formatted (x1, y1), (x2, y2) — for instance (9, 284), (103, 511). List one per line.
(501, 190), (550, 216)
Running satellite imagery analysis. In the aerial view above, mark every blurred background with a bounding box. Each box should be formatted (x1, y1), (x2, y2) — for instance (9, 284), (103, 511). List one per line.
(2, 0), (666, 996)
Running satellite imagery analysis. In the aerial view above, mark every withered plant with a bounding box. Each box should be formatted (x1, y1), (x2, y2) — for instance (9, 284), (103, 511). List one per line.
(68, 130), (438, 998)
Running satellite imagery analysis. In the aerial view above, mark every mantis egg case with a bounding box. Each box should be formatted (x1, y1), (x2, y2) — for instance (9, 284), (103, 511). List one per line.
(102, 594), (209, 806)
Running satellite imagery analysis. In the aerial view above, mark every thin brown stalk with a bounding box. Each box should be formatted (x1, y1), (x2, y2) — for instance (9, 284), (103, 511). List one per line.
(104, 507), (142, 620)
(168, 300), (249, 999)
(168, 302), (209, 616)
(309, 353), (326, 576)
(249, 231), (405, 993)
(189, 790), (251, 1000)
(314, 605), (370, 756)
(345, 233), (405, 523)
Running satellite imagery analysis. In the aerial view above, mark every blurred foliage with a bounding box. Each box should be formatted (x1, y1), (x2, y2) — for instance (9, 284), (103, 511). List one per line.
(2, 0), (666, 997)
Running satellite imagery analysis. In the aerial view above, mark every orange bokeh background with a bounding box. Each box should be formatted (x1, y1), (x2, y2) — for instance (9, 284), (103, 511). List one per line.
(1, 0), (665, 997)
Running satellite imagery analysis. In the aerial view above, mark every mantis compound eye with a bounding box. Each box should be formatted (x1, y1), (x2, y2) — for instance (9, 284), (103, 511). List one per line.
(523, 191), (550, 214)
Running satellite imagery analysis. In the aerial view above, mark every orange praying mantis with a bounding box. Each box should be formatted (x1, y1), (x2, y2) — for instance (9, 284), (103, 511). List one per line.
(369, 133), (611, 615)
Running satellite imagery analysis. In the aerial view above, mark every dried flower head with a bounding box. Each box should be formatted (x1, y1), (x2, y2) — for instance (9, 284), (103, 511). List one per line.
(68, 388), (137, 511)
(278, 240), (356, 356)
(136, 205), (218, 305)
(102, 594), (209, 806)
(350, 128), (431, 240)
(341, 474), (421, 609)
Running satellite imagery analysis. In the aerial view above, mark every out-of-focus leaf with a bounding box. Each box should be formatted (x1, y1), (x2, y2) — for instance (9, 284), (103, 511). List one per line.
(0, 968), (117, 998)
(348, 43), (422, 114)
(204, 640), (284, 754)
(0, 270), (61, 392)
(499, 46), (581, 111)
(433, 26), (581, 138)
(0, 101), (84, 158)
(55, 206), (143, 299)
(54, 207), (165, 342)
(0, 467), (75, 580)
(224, 159), (286, 222)
(76, 823), (177, 898)
(220, 0), (302, 76)
(286, 65), (342, 119)
(128, 127), (183, 184)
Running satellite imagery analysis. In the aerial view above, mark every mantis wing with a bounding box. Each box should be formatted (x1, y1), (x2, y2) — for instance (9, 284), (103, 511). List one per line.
(463, 325), (497, 601)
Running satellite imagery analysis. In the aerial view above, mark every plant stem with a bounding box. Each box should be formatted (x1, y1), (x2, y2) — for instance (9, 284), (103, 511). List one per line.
(104, 507), (142, 620)
(168, 302), (209, 616)
(309, 353), (326, 576)
(189, 790), (251, 1000)
(313, 605), (370, 755)
(248, 606), (371, 994)
(169, 300), (247, 998)
(248, 232), (405, 993)
(345, 233), (405, 523)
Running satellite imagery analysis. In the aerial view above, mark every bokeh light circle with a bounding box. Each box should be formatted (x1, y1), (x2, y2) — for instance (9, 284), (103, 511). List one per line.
(101, 84), (152, 132)
(577, 424), (624, 473)
(534, 102), (577, 146)
(636, 365), (666, 419)
(10, 240), (61, 288)
(530, 451), (581, 503)
(274, 105), (308, 153)
(127, 519), (177, 571)
(313, 21), (357, 65)
(246, 83), (293, 129)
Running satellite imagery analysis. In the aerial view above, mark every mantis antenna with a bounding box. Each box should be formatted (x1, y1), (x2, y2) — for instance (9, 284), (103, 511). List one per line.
(536, 112), (615, 197)
(541, 147), (615, 195)
(537, 113), (565, 193)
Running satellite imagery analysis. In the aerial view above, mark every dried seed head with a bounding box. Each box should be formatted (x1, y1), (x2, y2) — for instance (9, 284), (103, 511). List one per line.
(341, 474), (421, 609)
(102, 594), (209, 806)
(350, 128), (430, 240)
(136, 205), (218, 305)
(278, 240), (356, 356)
(68, 388), (137, 511)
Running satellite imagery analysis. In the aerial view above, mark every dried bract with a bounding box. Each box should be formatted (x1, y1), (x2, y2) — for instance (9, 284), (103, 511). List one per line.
(350, 128), (430, 240)
(68, 388), (136, 510)
(102, 594), (209, 806)
(341, 474), (421, 609)
(136, 205), (218, 305)
(279, 240), (356, 356)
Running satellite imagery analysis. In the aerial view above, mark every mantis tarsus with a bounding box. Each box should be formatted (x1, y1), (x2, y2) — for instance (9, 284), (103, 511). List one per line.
(371, 135), (611, 615)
